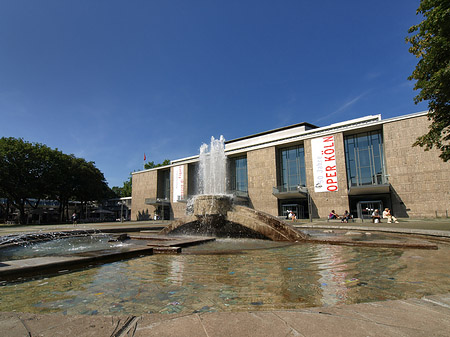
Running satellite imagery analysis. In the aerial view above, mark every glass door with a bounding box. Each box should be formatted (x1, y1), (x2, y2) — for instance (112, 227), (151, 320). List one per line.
(357, 200), (383, 219)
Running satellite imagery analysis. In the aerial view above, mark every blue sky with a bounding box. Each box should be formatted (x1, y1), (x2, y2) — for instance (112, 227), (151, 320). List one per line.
(0, 0), (427, 187)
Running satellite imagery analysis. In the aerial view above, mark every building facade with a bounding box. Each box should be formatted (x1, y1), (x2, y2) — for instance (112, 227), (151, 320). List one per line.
(131, 111), (449, 221)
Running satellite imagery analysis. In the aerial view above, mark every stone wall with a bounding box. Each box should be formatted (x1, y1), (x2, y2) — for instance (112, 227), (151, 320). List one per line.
(384, 115), (450, 218)
(131, 170), (158, 220)
(304, 133), (349, 218)
(130, 114), (449, 220)
(247, 146), (278, 215)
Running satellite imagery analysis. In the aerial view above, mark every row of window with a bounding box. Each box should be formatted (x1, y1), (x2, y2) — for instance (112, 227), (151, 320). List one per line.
(229, 130), (386, 193)
(154, 130), (386, 199)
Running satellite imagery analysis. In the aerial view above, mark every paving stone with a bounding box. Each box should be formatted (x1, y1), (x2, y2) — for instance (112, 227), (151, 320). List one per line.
(1, 312), (130, 337)
(135, 314), (207, 337)
(422, 293), (450, 309)
(274, 309), (414, 337)
(0, 313), (31, 337)
(333, 299), (450, 336)
(1, 294), (450, 336)
(199, 312), (299, 337)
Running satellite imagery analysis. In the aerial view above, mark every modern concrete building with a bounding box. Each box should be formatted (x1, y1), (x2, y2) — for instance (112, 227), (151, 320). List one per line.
(131, 111), (449, 221)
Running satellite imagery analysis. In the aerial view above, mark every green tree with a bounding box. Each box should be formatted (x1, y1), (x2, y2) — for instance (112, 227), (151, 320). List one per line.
(112, 174), (132, 198)
(0, 137), (113, 224)
(144, 159), (171, 169)
(47, 153), (112, 221)
(406, 0), (450, 161)
(0, 138), (54, 224)
(112, 159), (170, 199)
(73, 158), (113, 220)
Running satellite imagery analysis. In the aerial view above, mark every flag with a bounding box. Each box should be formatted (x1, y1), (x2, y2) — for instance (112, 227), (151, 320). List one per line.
(144, 153), (146, 161)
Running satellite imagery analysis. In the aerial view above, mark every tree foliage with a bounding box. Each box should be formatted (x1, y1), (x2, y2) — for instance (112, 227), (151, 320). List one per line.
(144, 159), (171, 170)
(111, 159), (170, 198)
(112, 174), (132, 198)
(406, 0), (450, 161)
(0, 137), (112, 224)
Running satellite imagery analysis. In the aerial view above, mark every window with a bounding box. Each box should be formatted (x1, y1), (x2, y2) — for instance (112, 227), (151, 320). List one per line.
(230, 156), (248, 193)
(157, 169), (170, 199)
(344, 130), (386, 187)
(279, 145), (306, 192)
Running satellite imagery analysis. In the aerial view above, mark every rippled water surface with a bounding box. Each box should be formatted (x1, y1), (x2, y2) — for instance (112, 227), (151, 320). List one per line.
(0, 234), (126, 261)
(1, 238), (449, 315)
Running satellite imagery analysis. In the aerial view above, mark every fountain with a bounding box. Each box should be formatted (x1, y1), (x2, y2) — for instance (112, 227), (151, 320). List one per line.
(198, 135), (228, 195)
(161, 136), (308, 241)
(1, 136), (447, 318)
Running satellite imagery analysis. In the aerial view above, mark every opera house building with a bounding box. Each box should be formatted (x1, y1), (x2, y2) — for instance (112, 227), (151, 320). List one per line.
(131, 111), (449, 222)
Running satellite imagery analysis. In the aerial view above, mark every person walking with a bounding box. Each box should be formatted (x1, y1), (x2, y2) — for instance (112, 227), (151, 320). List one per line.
(291, 211), (297, 222)
(71, 212), (77, 225)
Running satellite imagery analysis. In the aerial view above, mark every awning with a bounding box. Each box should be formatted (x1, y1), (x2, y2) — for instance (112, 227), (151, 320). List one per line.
(145, 198), (171, 206)
(348, 183), (390, 196)
(272, 186), (308, 200)
(91, 209), (114, 214)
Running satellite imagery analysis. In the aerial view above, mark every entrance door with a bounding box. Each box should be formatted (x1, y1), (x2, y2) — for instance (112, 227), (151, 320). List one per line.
(357, 200), (383, 220)
(281, 203), (304, 219)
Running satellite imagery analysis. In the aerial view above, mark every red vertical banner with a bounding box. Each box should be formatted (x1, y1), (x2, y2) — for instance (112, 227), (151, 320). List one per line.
(311, 135), (338, 192)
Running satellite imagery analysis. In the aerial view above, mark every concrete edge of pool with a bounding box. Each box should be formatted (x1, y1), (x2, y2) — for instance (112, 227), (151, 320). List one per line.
(0, 235), (216, 281)
(1, 293), (449, 336)
(0, 225), (445, 281)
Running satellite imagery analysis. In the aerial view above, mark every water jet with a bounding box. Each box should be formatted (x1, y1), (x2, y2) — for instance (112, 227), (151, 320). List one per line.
(162, 136), (308, 241)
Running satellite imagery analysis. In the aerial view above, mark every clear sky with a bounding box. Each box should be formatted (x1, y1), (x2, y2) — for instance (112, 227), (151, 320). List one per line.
(0, 0), (428, 188)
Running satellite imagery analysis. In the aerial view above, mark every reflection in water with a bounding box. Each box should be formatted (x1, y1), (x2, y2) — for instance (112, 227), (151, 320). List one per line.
(0, 240), (449, 315)
(168, 258), (185, 286)
(315, 245), (349, 306)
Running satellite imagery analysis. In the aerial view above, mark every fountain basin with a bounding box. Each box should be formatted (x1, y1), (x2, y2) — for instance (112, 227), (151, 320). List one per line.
(193, 195), (233, 216)
(1, 237), (449, 315)
(162, 195), (308, 241)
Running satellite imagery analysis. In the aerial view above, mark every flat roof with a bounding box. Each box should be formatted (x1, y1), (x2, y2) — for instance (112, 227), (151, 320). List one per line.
(139, 110), (429, 172)
(225, 122), (318, 144)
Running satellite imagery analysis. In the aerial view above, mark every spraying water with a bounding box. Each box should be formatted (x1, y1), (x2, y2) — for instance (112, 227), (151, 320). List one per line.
(198, 136), (227, 195)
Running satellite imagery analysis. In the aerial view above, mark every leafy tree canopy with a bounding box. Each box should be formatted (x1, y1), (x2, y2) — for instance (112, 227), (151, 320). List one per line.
(112, 174), (132, 198)
(144, 159), (171, 170)
(112, 159), (170, 198)
(406, 0), (450, 161)
(0, 137), (112, 224)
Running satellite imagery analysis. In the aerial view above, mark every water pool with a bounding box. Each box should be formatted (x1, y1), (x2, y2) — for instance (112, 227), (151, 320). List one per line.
(0, 234), (132, 262)
(0, 239), (449, 315)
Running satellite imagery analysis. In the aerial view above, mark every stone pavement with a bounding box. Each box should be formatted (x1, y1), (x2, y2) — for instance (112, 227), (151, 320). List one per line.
(299, 217), (450, 233)
(2, 217), (450, 237)
(1, 293), (449, 336)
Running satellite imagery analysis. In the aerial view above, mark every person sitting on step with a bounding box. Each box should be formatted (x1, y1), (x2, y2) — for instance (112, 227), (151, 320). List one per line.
(329, 210), (340, 219)
(372, 209), (381, 223)
(382, 208), (399, 223)
(341, 210), (350, 223)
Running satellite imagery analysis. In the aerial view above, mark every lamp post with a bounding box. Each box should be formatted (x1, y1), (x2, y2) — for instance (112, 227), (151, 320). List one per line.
(120, 201), (124, 223)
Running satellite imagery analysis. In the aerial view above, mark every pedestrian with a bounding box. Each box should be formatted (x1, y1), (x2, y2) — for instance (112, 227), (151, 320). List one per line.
(290, 211), (296, 222)
(72, 212), (77, 225)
